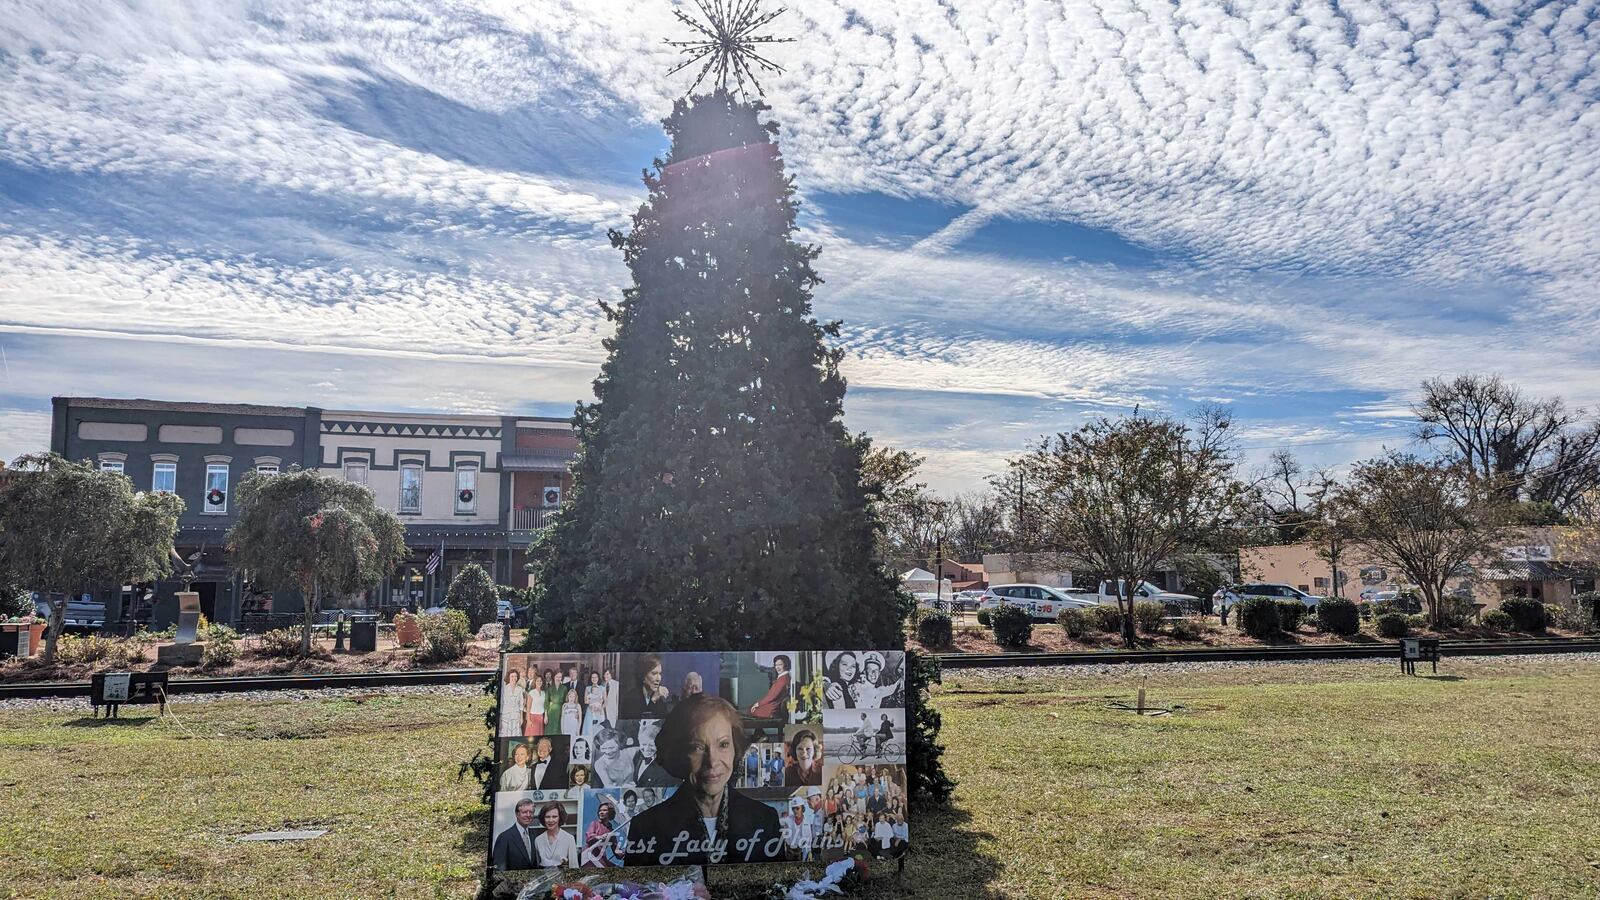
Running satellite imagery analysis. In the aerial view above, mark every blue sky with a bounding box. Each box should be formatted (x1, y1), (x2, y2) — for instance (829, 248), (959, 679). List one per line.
(2, 0), (1598, 494)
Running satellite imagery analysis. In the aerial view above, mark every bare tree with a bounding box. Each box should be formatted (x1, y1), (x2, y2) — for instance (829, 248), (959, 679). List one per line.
(1327, 452), (1506, 628)
(1250, 450), (1341, 543)
(1414, 374), (1600, 512)
(1009, 408), (1251, 647)
(946, 492), (1010, 562)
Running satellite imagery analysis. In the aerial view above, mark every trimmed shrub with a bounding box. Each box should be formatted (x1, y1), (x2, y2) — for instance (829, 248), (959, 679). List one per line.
(420, 609), (472, 663)
(1275, 601), (1307, 632)
(255, 627), (303, 659)
(1480, 609), (1514, 630)
(1433, 595), (1477, 628)
(990, 604), (1033, 648)
(1498, 596), (1547, 632)
(202, 627), (240, 669)
(1376, 612), (1409, 638)
(1543, 604), (1569, 630)
(1133, 601), (1166, 634)
(1234, 597), (1280, 639)
(1058, 608), (1090, 639)
(1576, 591), (1600, 622)
(1406, 614), (1428, 631)
(975, 608), (992, 627)
(1169, 618), (1206, 641)
(1087, 604), (1122, 633)
(445, 563), (499, 630)
(1316, 598), (1360, 636)
(916, 612), (953, 648)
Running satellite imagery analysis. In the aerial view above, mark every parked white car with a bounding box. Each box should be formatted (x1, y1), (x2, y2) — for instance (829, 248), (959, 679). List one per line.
(1095, 580), (1202, 613)
(1215, 583), (1323, 611)
(978, 583), (1098, 622)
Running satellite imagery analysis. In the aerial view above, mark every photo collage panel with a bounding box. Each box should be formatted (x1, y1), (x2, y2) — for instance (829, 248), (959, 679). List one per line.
(490, 650), (907, 872)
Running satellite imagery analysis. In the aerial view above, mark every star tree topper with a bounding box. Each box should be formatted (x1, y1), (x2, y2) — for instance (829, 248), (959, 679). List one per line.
(665, 0), (795, 97)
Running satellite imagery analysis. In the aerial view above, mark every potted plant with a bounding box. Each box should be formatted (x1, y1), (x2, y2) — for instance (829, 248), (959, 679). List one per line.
(0, 615), (47, 659)
(393, 610), (423, 648)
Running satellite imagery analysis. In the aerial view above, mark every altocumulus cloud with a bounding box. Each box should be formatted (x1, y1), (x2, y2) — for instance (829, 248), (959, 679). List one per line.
(1, 0), (1598, 492)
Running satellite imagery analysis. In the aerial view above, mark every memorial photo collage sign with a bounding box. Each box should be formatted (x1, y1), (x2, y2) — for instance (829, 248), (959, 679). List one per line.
(490, 650), (909, 872)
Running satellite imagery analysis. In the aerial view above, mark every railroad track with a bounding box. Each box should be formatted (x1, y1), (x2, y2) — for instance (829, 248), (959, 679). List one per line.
(4, 638), (1599, 699)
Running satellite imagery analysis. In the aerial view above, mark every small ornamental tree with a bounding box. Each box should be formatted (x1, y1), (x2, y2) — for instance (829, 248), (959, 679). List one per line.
(0, 454), (183, 664)
(228, 469), (406, 656)
(1009, 410), (1250, 647)
(446, 563), (498, 630)
(1327, 453), (1505, 629)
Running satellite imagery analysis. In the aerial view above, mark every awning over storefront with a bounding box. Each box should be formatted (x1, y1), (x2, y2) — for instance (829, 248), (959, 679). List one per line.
(501, 450), (575, 472)
(1475, 560), (1589, 581)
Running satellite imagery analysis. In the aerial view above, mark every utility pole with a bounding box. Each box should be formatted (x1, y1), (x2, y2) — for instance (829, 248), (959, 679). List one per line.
(1015, 472), (1025, 551)
(935, 535), (945, 610)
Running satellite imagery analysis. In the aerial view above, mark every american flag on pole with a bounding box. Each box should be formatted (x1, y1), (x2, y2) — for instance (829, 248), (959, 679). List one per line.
(425, 549), (441, 575)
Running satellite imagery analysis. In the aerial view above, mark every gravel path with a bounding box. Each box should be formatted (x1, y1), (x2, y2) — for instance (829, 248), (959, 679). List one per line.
(7, 653), (1600, 713)
(0, 681), (488, 715)
(941, 651), (1600, 683)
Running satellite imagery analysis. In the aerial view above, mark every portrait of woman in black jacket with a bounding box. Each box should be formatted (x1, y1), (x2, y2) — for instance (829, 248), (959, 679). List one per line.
(624, 693), (783, 866)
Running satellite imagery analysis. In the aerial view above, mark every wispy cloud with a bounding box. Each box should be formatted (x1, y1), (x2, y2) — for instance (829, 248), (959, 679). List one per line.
(1, 0), (1597, 494)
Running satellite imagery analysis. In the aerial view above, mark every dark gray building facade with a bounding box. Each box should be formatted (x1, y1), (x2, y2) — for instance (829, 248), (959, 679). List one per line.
(50, 397), (321, 628)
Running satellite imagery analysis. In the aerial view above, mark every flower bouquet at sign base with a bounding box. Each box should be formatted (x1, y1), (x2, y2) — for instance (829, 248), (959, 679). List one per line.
(551, 879), (710, 900)
(763, 856), (867, 900)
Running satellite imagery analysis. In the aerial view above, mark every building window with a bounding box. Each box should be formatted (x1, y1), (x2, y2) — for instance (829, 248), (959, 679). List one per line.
(344, 460), (369, 485)
(1313, 577), (1329, 589)
(99, 459), (125, 475)
(152, 462), (177, 494)
(455, 465), (478, 515)
(203, 463), (230, 514)
(399, 464), (422, 515)
(255, 463), (279, 476)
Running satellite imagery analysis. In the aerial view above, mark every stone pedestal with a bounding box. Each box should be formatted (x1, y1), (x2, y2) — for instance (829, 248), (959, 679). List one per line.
(157, 641), (204, 667)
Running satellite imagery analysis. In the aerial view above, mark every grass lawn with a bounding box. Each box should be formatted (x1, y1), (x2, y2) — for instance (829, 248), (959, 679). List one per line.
(3, 658), (1600, 898)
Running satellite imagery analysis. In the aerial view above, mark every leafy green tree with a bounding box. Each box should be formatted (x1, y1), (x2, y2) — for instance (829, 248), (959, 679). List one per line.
(1009, 410), (1250, 648)
(227, 469), (406, 656)
(1326, 452), (1506, 629)
(527, 90), (903, 654)
(0, 453), (182, 663)
(446, 562), (498, 630)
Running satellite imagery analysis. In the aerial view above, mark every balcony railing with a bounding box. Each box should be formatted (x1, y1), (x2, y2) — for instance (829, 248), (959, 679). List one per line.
(512, 507), (558, 531)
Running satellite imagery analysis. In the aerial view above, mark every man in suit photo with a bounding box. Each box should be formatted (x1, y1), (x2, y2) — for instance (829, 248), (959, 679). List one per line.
(492, 799), (539, 871)
(532, 735), (569, 789)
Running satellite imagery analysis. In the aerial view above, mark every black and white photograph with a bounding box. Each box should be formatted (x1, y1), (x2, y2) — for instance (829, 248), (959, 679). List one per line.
(821, 650), (905, 709)
(823, 709), (906, 765)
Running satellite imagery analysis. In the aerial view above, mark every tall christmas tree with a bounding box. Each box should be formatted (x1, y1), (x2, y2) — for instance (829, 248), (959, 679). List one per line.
(528, 11), (904, 654)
